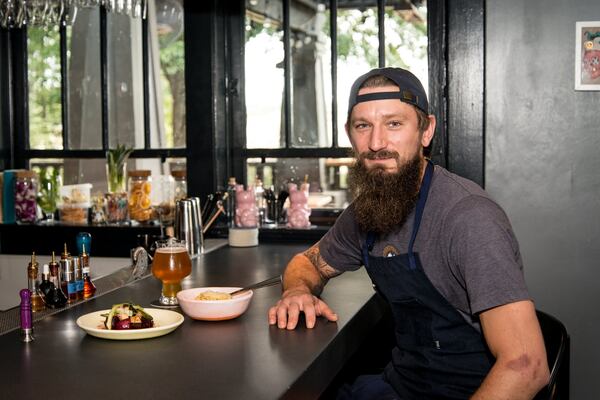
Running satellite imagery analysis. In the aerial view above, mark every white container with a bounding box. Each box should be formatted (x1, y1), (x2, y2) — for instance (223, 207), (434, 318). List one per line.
(58, 184), (92, 223)
(59, 183), (93, 208)
(228, 227), (259, 247)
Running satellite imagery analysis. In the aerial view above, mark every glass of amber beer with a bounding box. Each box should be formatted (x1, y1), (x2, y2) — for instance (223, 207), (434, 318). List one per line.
(151, 238), (192, 307)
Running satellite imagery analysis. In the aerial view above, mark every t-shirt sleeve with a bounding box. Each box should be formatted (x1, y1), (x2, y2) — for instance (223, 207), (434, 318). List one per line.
(444, 195), (530, 314)
(319, 205), (365, 272)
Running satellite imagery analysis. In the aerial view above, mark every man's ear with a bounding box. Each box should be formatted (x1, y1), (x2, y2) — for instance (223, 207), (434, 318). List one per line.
(345, 122), (356, 148)
(421, 115), (436, 147)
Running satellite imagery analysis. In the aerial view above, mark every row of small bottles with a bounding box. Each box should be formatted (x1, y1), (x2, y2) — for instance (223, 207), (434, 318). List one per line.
(27, 243), (97, 312)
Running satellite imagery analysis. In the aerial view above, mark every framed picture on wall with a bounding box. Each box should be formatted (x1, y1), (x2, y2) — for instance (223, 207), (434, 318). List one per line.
(575, 21), (600, 90)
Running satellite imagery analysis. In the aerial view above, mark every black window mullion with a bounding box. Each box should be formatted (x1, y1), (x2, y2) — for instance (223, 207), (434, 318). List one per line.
(283, 0), (291, 148)
(100, 6), (109, 151)
(59, 25), (69, 150)
(23, 148), (187, 159)
(330, 0), (338, 148)
(142, 15), (150, 149)
(12, 27), (28, 169)
(378, 0), (385, 68)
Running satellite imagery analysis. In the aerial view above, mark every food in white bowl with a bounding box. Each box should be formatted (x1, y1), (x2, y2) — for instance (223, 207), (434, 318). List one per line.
(177, 287), (253, 321)
(195, 291), (232, 301)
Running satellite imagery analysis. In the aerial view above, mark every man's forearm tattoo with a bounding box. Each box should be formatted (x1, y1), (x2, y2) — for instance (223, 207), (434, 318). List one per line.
(303, 244), (342, 281)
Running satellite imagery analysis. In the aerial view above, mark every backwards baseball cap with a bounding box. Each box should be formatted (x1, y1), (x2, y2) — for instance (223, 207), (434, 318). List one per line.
(347, 67), (429, 120)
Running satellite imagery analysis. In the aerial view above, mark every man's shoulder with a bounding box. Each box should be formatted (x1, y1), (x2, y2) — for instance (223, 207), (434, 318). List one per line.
(432, 165), (488, 199)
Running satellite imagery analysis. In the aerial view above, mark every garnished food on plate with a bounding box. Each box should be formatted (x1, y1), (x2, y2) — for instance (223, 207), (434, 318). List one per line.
(195, 291), (233, 301)
(102, 303), (154, 330)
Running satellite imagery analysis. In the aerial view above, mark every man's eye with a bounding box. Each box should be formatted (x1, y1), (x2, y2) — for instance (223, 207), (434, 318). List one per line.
(355, 123), (369, 129)
(388, 120), (402, 128)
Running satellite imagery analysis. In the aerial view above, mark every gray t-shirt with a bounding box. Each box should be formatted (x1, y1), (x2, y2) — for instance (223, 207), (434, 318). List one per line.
(320, 165), (530, 319)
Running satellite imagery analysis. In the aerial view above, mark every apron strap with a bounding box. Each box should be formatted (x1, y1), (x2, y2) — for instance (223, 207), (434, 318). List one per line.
(362, 231), (377, 267)
(408, 160), (434, 269)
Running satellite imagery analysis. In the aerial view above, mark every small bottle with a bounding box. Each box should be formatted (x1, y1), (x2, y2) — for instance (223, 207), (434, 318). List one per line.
(19, 289), (34, 342)
(64, 259), (77, 304)
(81, 243), (90, 268)
(59, 243), (72, 296)
(38, 264), (54, 300)
(73, 256), (84, 300)
(226, 177), (237, 227)
(81, 244), (96, 299)
(46, 252), (67, 308)
(27, 253), (45, 312)
(83, 267), (96, 299)
(254, 177), (265, 226)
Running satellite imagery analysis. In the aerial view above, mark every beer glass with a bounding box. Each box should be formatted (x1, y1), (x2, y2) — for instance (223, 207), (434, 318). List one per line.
(151, 238), (191, 307)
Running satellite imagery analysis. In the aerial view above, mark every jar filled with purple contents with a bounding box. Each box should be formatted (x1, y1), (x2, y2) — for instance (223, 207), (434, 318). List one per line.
(15, 170), (39, 223)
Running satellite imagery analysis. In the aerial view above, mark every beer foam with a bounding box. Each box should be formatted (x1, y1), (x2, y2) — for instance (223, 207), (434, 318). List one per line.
(155, 247), (188, 254)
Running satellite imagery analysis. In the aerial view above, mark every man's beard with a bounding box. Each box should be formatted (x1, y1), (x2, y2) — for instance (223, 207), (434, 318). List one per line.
(348, 150), (423, 235)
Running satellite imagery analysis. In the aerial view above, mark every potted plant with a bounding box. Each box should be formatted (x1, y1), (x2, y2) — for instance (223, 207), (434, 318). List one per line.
(37, 166), (62, 222)
(105, 145), (134, 223)
(107, 144), (134, 193)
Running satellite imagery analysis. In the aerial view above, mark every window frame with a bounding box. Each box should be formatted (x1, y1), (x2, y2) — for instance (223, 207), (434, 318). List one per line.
(1, 0), (485, 220)
(5, 5), (188, 173)
(230, 0), (448, 191)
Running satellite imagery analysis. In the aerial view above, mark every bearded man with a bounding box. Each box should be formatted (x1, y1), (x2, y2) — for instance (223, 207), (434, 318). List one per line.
(268, 67), (549, 399)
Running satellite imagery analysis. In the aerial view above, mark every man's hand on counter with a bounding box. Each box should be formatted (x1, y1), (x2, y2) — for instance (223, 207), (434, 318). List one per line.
(268, 286), (338, 330)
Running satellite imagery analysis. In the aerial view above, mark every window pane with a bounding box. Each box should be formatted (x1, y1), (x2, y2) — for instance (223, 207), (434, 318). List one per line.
(28, 26), (63, 150)
(247, 157), (352, 209)
(290, 2), (332, 148)
(107, 13), (144, 149)
(67, 7), (103, 150)
(245, 1), (284, 149)
(150, 0), (186, 148)
(384, 2), (428, 93)
(336, 7), (379, 147)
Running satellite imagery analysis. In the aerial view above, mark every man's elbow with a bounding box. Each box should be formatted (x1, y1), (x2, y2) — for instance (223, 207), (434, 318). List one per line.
(506, 353), (550, 395)
(531, 358), (551, 394)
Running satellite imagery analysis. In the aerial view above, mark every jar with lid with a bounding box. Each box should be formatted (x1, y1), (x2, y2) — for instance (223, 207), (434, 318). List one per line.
(14, 170), (39, 223)
(127, 170), (152, 223)
(171, 170), (187, 202)
(152, 174), (175, 225)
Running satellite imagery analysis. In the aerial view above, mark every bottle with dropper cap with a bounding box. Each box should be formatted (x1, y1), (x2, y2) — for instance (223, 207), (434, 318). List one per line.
(81, 244), (96, 298)
(60, 243), (77, 303)
(27, 253), (45, 312)
(45, 251), (67, 308)
(38, 263), (53, 300)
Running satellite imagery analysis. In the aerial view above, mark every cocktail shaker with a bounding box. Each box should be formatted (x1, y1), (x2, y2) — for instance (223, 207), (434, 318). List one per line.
(174, 198), (204, 257)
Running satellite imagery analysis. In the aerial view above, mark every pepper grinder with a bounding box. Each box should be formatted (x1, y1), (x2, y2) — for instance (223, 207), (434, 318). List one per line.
(19, 289), (34, 342)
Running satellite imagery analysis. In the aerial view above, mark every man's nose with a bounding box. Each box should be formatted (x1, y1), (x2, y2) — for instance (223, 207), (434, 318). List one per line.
(369, 124), (387, 151)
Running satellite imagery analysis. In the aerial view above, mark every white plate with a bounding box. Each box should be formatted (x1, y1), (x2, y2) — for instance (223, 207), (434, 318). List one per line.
(76, 308), (184, 340)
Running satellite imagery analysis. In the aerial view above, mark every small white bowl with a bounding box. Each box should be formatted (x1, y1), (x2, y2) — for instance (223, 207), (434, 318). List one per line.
(177, 287), (253, 321)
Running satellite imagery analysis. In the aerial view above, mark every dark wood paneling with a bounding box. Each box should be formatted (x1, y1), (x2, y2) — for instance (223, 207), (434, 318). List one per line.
(427, 0), (448, 168)
(446, 0), (485, 186)
(185, 1), (226, 198)
(0, 29), (11, 169)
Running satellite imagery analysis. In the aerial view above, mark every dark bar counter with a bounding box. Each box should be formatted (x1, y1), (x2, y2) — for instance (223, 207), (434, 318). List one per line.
(0, 243), (387, 399)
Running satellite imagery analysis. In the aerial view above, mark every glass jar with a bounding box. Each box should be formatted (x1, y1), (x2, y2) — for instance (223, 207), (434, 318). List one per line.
(151, 174), (175, 225)
(14, 170), (39, 223)
(127, 170), (152, 223)
(171, 170), (187, 202)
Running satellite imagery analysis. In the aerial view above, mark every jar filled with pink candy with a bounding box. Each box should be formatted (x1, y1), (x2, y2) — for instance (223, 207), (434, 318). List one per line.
(14, 170), (39, 223)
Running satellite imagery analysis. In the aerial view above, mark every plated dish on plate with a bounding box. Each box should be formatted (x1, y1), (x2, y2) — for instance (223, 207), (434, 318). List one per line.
(76, 307), (184, 340)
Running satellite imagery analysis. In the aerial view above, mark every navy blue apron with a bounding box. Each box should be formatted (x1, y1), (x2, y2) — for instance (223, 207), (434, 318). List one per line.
(361, 161), (494, 399)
